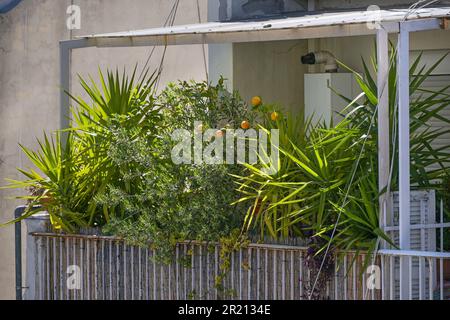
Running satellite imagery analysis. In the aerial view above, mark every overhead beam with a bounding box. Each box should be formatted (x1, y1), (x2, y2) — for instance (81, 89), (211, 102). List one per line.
(87, 22), (400, 48)
(400, 18), (442, 32)
(81, 17), (448, 48)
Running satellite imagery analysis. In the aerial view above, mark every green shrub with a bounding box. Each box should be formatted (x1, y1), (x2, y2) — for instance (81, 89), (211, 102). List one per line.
(2, 68), (163, 230)
(3, 68), (253, 261)
(101, 78), (253, 261)
(234, 48), (450, 256)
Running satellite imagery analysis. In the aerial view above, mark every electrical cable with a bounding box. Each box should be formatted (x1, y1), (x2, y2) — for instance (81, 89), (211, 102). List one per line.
(155, 0), (180, 91)
(138, 0), (180, 82)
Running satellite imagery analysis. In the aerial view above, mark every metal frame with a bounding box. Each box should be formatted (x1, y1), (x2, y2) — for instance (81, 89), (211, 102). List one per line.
(14, 206), (25, 300)
(55, 16), (447, 301)
(376, 26), (390, 243)
(59, 39), (95, 130)
(394, 18), (443, 299)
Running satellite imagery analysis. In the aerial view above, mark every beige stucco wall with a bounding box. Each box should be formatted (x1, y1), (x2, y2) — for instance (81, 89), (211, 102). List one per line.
(319, 29), (450, 74)
(0, 0), (207, 300)
(233, 40), (309, 115)
(233, 29), (450, 118)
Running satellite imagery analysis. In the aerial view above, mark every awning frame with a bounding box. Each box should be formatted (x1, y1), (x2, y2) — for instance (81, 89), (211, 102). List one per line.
(59, 15), (448, 300)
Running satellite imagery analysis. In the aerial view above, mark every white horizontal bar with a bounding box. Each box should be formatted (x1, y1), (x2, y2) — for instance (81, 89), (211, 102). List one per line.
(384, 222), (450, 231)
(401, 18), (442, 32)
(31, 233), (308, 251)
(379, 249), (450, 259)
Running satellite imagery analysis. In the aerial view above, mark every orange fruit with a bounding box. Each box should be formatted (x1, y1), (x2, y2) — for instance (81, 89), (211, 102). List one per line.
(271, 112), (279, 121)
(241, 120), (250, 130)
(251, 96), (262, 107)
(215, 129), (225, 138)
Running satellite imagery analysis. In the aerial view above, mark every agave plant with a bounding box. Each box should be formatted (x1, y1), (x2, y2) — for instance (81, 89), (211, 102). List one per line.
(2, 68), (162, 231)
(2, 132), (95, 232)
(67, 67), (163, 225)
(234, 48), (450, 256)
(234, 114), (391, 251)
(338, 47), (450, 190)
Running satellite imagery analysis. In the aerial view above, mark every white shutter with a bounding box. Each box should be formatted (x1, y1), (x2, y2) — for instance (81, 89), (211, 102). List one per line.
(387, 191), (436, 299)
(389, 190), (436, 251)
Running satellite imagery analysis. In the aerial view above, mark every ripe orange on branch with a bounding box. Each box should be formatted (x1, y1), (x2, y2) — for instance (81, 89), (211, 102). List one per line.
(251, 96), (262, 107)
(241, 120), (251, 130)
(271, 112), (279, 121)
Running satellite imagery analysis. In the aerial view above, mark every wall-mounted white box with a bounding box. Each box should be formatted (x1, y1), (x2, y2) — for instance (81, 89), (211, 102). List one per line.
(304, 73), (358, 126)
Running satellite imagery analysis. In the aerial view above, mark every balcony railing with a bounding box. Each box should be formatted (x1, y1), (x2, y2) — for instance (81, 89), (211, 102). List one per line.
(17, 190), (449, 300)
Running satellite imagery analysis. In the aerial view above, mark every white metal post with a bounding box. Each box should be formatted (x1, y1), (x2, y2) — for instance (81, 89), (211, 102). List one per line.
(207, 0), (233, 88)
(376, 26), (390, 241)
(59, 39), (93, 132)
(398, 21), (411, 300)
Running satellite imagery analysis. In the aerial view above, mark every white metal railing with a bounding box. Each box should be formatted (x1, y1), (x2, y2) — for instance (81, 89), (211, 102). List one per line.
(379, 195), (449, 300)
(26, 233), (449, 300)
(29, 234), (376, 300)
(22, 191), (448, 300)
(378, 249), (450, 300)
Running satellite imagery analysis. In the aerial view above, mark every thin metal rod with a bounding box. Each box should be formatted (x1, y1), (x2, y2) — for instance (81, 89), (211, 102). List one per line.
(14, 206), (26, 300)
(376, 26), (390, 239)
(398, 20), (411, 299)
(265, 249), (269, 300)
(273, 250), (277, 300)
(59, 39), (94, 136)
(290, 251), (294, 300)
(419, 256), (424, 300)
(381, 255), (385, 300)
(409, 256), (413, 300)
(248, 248), (252, 300)
(343, 254), (348, 300)
(176, 245), (180, 300)
(428, 258), (433, 300)
(379, 249), (450, 259)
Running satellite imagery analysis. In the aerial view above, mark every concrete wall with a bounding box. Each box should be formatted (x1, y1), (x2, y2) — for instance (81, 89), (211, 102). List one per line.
(232, 29), (450, 118)
(319, 30), (450, 75)
(233, 40), (309, 115)
(0, 0), (207, 300)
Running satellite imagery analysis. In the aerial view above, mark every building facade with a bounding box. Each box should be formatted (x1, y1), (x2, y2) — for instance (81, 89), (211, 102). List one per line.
(1, 0), (450, 299)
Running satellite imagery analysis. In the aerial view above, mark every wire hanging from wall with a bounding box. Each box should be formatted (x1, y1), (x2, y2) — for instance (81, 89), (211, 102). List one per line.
(138, 0), (180, 83)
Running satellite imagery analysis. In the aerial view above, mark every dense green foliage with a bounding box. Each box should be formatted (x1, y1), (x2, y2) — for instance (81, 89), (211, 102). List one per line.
(338, 48), (450, 190)
(234, 49), (450, 256)
(234, 111), (388, 254)
(3, 48), (449, 266)
(102, 79), (253, 261)
(3, 69), (163, 231)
